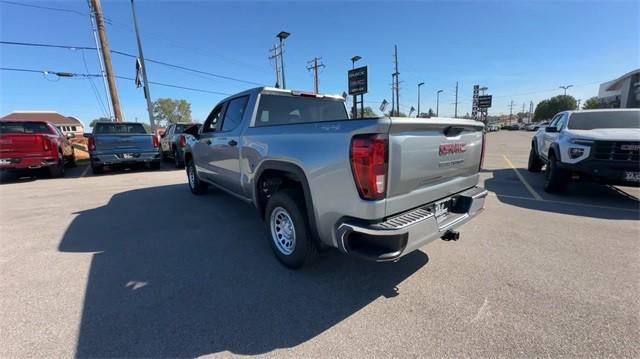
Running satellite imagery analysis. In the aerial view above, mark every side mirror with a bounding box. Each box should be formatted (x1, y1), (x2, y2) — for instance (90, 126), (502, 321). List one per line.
(83, 133), (92, 138)
(545, 126), (557, 133)
(66, 133), (76, 139)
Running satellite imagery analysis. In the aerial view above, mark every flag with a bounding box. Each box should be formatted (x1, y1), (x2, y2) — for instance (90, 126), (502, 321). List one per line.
(135, 58), (143, 88)
(409, 106), (416, 117)
(379, 99), (388, 112)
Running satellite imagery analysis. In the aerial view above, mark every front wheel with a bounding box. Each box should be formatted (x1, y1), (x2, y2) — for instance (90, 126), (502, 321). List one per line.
(265, 189), (317, 269)
(544, 154), (568, 193)
(527, 144), (543, 173)
(186, 159), (208, 195)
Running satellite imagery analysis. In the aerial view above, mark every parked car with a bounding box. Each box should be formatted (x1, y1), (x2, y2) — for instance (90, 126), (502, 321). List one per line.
(0, 119), (75, 177)
(486, 124), (500, 132)
(159, 123), (200, 168)
(533, 122), (549, 131)
(184, 87), (487, 269)
(504, 124), (519, 130)
(525, 123), (537, 131)
(86, 122), (161, 174)
(528, 109), (640, 193)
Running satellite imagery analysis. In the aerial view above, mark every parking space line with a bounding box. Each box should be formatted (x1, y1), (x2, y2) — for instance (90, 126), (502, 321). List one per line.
(502, 155), (543, 201)
(489, 193), (639, 213)
(80, 165), (90, 178)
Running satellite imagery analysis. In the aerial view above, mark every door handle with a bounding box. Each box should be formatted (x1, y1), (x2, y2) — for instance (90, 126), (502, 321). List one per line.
(205, 139), (212, 145)
(228, 140), (238, 147)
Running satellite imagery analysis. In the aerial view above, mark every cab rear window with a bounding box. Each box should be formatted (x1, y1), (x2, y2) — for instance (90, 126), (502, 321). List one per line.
(255, 95), (348, 127)
(0, 122), (53, 134)
(94, 123), (147, 134)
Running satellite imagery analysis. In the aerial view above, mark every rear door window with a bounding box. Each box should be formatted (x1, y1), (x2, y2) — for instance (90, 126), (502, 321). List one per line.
(221, 96), (249, 132)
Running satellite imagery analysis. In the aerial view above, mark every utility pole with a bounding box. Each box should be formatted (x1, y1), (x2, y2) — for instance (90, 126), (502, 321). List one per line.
(130, 0), (156, 133)
(391, 74), (395, 117)
(576, 99), (581, 110)
(306, 57), (325, 94)
(453, 81), (459, 118)
(268, 45), (282, 88)
(436, 89), (443, 117)
(90, 0), (123, 121)
(522, 102), (526, 123)
(393, 45), (400, 116)
(529, 101), (534, 123)
(508, 100), (515, 125)
(87, 0), (112, 120)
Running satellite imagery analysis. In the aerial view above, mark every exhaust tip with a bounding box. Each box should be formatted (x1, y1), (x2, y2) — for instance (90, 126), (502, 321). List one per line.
(441, 230), (460, 241)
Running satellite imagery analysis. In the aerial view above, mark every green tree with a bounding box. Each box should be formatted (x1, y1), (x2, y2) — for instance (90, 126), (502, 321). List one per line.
(152, 98), (192, 127)
(89, 117), (111, 128)
(534, 95), (577, 121)
(386, 111), (408, 117)
(582, 96), (604, 110)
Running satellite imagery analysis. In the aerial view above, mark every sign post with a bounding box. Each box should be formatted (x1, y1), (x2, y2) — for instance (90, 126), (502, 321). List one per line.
(348, 66), (368, 118)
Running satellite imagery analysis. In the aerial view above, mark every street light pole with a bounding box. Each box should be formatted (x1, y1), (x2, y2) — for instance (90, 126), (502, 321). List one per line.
(436, 89), (443, 117)
(417, 82), (424, 118)
(559, 84), (573, 96)
(277, 31), (290, 89)
(350, 55), (361, 118)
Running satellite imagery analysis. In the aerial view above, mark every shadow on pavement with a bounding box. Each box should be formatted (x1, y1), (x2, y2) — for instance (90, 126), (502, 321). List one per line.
(58, 184), (428, 357)
(484, 168), (640, 220)
(0, 162), (181, 184)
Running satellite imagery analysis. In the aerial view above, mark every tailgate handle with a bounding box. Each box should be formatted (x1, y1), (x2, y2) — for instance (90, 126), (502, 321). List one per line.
(443, 126), (465, 137)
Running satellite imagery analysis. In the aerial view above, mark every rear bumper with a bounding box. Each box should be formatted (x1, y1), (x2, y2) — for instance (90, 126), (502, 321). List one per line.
(336, 186), (487, 261)
(0, 156), (58, 171)
(90, 151), (161, 166)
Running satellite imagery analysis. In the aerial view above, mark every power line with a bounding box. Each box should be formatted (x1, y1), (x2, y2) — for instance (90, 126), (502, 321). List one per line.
(0, 0), (87, 17)
(0, 40), (267, 86)
(0, 67), (232, 96)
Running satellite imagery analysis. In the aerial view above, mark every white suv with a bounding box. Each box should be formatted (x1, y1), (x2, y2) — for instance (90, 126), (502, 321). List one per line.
(528, 109), (640, 193)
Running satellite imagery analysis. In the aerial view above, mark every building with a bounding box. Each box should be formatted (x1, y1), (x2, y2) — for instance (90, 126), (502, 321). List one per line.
(1, 111), (85, 135)
(598, 69), (640, 108)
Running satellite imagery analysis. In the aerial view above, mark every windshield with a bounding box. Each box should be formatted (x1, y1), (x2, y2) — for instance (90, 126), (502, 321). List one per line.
(255, 95), (348, 127)
(174, 124), (190, 133)
(568, 111), (640, 130)
(94, 123), (148, 134)
(0, 121), (53, 134)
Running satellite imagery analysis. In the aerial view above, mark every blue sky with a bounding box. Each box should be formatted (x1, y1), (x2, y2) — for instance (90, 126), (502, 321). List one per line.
(1, 0), (638, 128)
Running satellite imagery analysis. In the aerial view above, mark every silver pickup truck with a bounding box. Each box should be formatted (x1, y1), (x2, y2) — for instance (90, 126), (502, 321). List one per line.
(184, 87), (487, 268)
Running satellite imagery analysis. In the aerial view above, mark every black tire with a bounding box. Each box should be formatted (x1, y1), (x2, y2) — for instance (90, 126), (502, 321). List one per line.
(160, 148), (168, 162)
(49, 158), (65, 178)
(149, 161), (161, 170)
(527, 143), (543, 173)
(91, 164), (103, 175)
(173, 148), (184, 169)
(544, 154), (568, 193)
(264, 189), (317, 269)
(186, 159), (208, 195)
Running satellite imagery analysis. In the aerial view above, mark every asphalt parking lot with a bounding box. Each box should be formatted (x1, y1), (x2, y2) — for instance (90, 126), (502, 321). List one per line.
(1, 130), (638, 358)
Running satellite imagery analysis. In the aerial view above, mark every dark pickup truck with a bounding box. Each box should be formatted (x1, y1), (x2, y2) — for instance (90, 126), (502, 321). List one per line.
(87, 122), (161, 174)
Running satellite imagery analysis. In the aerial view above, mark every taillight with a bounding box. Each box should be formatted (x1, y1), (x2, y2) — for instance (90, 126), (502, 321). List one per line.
(179, 135), (187, 148)
(42, 137), (51, 151)
(88, 137), (96, 151)
(152, 135), (160, 149)
(350, 134), (388, 200)
(479, 132), (486, 171)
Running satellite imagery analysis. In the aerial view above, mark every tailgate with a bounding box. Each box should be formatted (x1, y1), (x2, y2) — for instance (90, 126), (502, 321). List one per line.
(385, 117), (484, 216)
(94, 134), (154, 152)
(0, 134), (47, 155)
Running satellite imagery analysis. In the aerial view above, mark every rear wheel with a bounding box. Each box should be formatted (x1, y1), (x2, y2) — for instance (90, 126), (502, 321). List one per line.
(544, 154), (568, 193)
(265, 189), (317, 269)
(187, 159), (207, 195)
(527, 143), (543, 173)
(91, 164), (103, 175)
(149, 161), (161, 170)
(173, 148), (184, 168)
(49, 157), (65, 178)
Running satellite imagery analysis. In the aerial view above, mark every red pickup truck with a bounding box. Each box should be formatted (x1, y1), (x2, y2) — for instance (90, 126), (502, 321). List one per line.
(0, 120), (76, 177)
